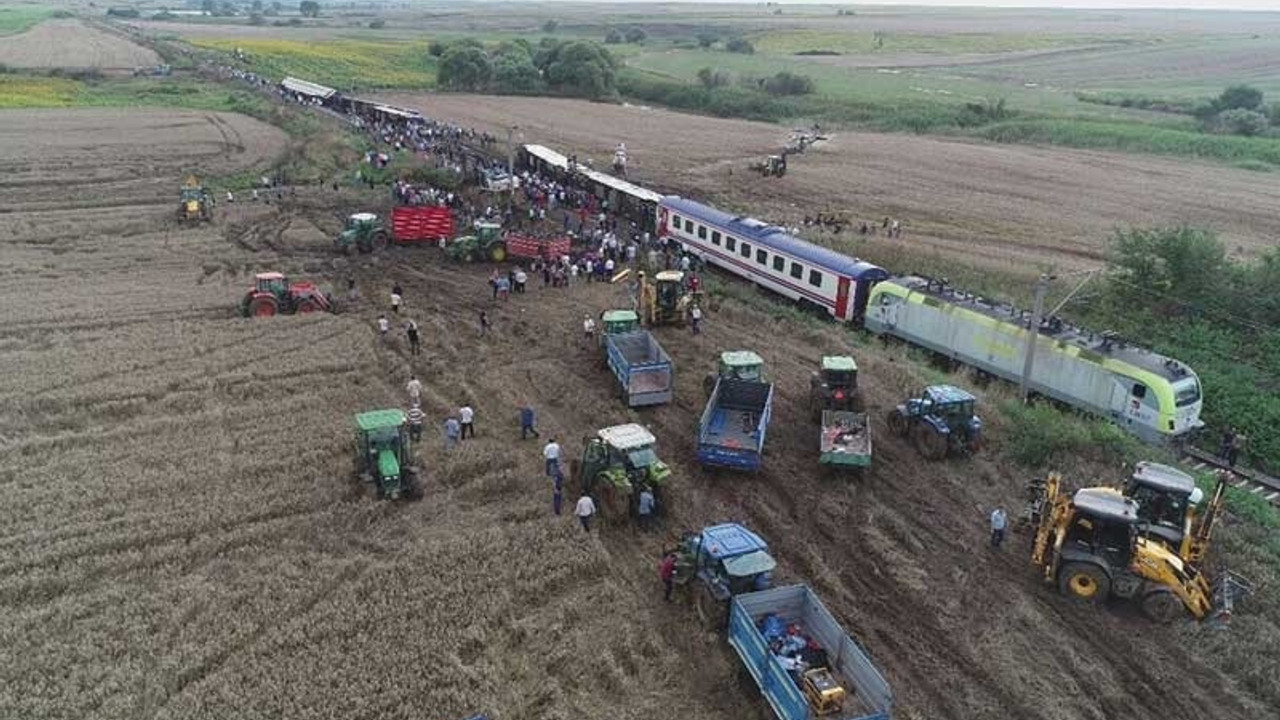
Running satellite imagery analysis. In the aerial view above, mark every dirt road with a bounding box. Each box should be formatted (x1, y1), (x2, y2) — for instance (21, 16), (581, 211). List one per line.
(380, 93), (1280, 276)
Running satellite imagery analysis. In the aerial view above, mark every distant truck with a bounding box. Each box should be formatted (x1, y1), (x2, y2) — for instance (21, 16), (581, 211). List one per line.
(698, 351), (774, 471)
(600, 310), (674, 407)
(729, 585), (893, 720)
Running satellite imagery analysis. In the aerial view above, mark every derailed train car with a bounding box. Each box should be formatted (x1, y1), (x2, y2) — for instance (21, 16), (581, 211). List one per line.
(865, 276), (1204, 445)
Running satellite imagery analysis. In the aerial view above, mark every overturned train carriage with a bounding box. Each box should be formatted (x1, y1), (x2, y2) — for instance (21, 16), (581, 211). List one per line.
(866, 276), (1204, 445)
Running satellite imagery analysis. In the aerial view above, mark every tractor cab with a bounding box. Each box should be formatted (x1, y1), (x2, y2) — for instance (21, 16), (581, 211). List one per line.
(718, 350), (765, 382)
(811, 355), (859, 415)
(474, 221), (501, 243)
(1126, 461), (1200, 550)
(677, 523), (775, 601)
(336, 212), (388, 254)
(654, 271), (686, 307)
(601, 309), (640, 336)
(346, 212), (378, 231)
(1063, 488), (1141, 573)
(354, 409), (416, 500)
(256, 272), (288, 297)
(910, 385), (977, 429)
(580, 423), (672, 501)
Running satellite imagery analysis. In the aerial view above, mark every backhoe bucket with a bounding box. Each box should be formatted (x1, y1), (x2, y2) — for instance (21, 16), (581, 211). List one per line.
(1209, 570), (1254, 626)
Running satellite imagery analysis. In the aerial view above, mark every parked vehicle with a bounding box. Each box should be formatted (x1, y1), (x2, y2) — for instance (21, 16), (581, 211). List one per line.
(729, 585), (893, 720)
(334, 212), (389, 254)
(886, 385), (980, 460)
(352, 409), (420, 500)
(604, 325), (674, 407)
(674, 523), (775, 629)
(390, 205), (454, 244)
(699, 352), (773, 470)
(239, 272), (332, 317)
(820, 411), (871, 470)
(573, 423), (672, 523)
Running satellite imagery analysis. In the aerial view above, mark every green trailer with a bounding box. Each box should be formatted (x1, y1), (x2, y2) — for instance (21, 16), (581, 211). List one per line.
(819, 409), (871, 469)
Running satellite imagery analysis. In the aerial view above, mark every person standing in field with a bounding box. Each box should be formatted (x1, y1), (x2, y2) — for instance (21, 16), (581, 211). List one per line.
(444, 416), (461, 450)
(347, 278), (359, 305)
(390, 283), (404, 315)
(377, 314), (390, 345)
(574, 493), (596, 532)
(405, 319), (421, 356)
(660, 550), (678, 602)
(637, 486), (656, 531)
(520, 405), (540, 439)
(478, 310), (490, 336)
(459, 404), (475, 439)
(552, 467), (564, 516)
(990, 507), (1008, 549)
(690, 304), (703, 335)
(582, 315), (596, 343)
(407, 403), (424, 442)
(406, 375), (422, 404)
(543, 437), (561, 477)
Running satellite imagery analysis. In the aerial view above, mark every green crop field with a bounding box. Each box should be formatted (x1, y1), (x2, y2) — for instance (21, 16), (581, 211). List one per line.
(0, 5), (52, 35)
(748, 29), (1108, 56)
(191, 38), (438, 90)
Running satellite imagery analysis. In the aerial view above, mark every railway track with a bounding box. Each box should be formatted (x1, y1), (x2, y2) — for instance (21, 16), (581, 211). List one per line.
(1182, 446), (1280, 507)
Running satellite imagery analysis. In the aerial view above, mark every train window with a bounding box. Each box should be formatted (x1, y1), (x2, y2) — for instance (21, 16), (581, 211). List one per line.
(697, 225), (707, 240)
(809, 269), (823, 287)
(725, 237), (737, 251)
(711, 231), (721, 245)
(740, 242), (751, 258)
(684, 220), (694, 234)
(756, 249), (768, 265)
(790, 262), (803, 279)
(1131, 384), (1146, 400)
(773, 256), (785, 272)
(672, 214), (682, 229)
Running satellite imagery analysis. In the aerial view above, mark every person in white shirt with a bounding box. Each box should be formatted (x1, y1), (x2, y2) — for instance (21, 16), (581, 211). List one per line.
(604, 258), (615, 275)
(459, 404), (475, 439)
(690, 305), (703, 335)
(543, 438), (561, 477)
(679, 255), (691, 272)
(574, 494), (597, 532)
(583, 316), (596, 342)
(406, 375), (422, 403)
(377, 315), (390, 345)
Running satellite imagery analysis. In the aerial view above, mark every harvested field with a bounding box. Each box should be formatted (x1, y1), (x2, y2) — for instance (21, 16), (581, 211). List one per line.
(380, 93), (1280, 275)
(0, 19), (160, 69)
(0, 100), (1274, 720)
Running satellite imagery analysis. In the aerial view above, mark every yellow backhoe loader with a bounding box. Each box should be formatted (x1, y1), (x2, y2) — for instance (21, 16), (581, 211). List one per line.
(638, 270), (702, 327)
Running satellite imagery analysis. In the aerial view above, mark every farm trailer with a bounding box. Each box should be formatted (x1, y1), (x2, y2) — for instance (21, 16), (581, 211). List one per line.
(729, 585), (893, 720)
(820, 410), (871, 469)
(604, 330), (674, 407)
(698, 377), (773, 471)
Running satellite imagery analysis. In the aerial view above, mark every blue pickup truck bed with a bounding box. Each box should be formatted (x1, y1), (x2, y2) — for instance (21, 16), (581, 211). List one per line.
(698, 378), (773, 470)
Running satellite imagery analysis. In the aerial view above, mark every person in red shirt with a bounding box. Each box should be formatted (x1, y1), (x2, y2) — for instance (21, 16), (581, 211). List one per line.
(659, 551), (678, 603)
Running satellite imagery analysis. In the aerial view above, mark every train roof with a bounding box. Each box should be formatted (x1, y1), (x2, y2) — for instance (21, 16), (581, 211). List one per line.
(524, 144), (663, 203)
(885, 276), (1197, 383)
(662, 196), (889, 281)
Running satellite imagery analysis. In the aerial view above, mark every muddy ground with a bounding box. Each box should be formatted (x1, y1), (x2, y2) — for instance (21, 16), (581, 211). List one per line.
(0, 106), (1271, 720)
(379, 93), (1280, 277)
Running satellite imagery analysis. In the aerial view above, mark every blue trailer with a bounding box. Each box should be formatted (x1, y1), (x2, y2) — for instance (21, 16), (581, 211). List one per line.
(729, 585), (893, 720)
(604, 329), (674, 407)
(697, 377), (773, 470)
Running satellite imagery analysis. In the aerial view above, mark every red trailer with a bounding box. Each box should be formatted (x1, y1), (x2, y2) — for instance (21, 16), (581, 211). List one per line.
(504, 234), (571, 261)
(391, 206), (454, 243)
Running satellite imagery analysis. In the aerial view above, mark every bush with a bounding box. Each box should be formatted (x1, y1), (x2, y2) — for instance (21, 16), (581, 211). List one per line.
(437, 46), (492, 91)
(1214, 108), (1270, 137)
(368, 19), (385, 29)
(696, 33), (717, 48)
(248, 12), (265, 25)
(428, 40), (447, 57)
(1000, 399), (1142, 467)
(542, 19), (558, 33)
(105, 8), (141, 18)
(604, 29), (622, 45)
(761, 71), (813, 96)
(725, 38), (754, 54)
(624, 28), (646, 44)
(286, 17), (302, 26)
(696, 67), (730, 89)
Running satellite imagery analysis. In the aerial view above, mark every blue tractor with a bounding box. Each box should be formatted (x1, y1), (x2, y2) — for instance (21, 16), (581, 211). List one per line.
(887, 384), (982, 460)
(674, 523), (776, 630)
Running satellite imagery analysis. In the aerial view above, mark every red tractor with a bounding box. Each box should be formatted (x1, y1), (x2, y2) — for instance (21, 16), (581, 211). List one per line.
(239, 272), (332, 317)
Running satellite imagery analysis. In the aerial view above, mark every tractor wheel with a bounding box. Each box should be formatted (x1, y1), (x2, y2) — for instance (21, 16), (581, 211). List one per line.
(694, 583), (726, 632)
(488, 242), (508, 263)
(247, 296), (278, 317)
(372, 231), (389, 251)
(464, 251), (478, 264)
(915, 425), (948, 460)
(886, 410), (907, 437)
(1058, 563), (1110, 604)
(296, 297), (321, 314)
(1141, 588), (1186, 624)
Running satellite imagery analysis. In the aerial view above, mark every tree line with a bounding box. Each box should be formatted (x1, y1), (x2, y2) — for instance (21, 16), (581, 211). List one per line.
(433, 38), (618, 99)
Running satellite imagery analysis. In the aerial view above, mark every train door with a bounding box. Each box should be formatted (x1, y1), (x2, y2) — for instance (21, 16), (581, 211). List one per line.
(835, 277), (852, 321)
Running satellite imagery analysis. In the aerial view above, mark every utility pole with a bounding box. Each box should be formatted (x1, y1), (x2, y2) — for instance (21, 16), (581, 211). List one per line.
(1020, 274), (1053, 403)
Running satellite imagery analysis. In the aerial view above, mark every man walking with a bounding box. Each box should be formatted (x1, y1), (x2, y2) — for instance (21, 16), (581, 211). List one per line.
(574, 493), (596, 532)
(1220, 426), (1239, 467)
(543, 437), (561, 477)
(459, 404), (475, 439)
(407, 402), (424, 442)
(552, 467), (564, 516)
(582, 315), (596, 343)
(405, 319), (421, 356)
(444, 416), (461, 449)
(659, 550), (678, 602)
(377, 314), (390, 345)
(520, 405), (540, 439)
(390, 282), (404, 315)
(406, 375), (422, 404)
(479, 310), (490, 336)
(637, 486), (656, 531)
(990, 506), (1008, 549)
(690, 304), (703, 335)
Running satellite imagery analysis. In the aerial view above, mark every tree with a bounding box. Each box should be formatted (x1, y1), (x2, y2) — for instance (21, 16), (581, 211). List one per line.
(1217, 84), (1263, 112)
(437, 46), (492, 91)
(624, 28), (646, 44)
(696, 67), (729, 89)
(493, 52), (542, 94)
(604, 29), (622, 45)
(1216, 108), (1270, 137)
(542, 19), (558, 33)
(696, 33), (717, 48)
(428, 40), (447, 57)
(761, 71), (814, 96)
(298, 1), (319, 18)
(1111, 226), (1227, 310)
(541, 40), (617, 99)
(725, 38), (754, 54)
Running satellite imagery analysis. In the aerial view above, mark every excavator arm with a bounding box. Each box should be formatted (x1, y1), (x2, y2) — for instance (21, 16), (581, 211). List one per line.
(1183, 471), (1228, 565)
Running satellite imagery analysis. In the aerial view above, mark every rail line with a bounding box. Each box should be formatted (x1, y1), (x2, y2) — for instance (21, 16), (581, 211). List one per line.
(1181, 446), (1280, 507)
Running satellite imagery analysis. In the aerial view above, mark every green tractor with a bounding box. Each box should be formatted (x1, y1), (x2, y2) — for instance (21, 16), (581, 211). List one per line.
(572, 423), (672, 524)
(703, 350), (765, 397)
(445, 222), (507, 263)
(335, 212), (390, 255)
(809, 354), (862, 420)
(353, 409), (420, 500)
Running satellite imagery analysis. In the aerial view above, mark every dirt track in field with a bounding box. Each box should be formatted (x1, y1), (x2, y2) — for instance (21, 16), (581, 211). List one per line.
(380, 93), (1280, 276)
(0, 19), (160, 68)
(1, 102), (1273, 720)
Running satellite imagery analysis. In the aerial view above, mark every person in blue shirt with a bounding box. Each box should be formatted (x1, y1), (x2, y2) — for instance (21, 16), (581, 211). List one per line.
(637, 486), (656, 531)
(520, 405), (539, 439)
